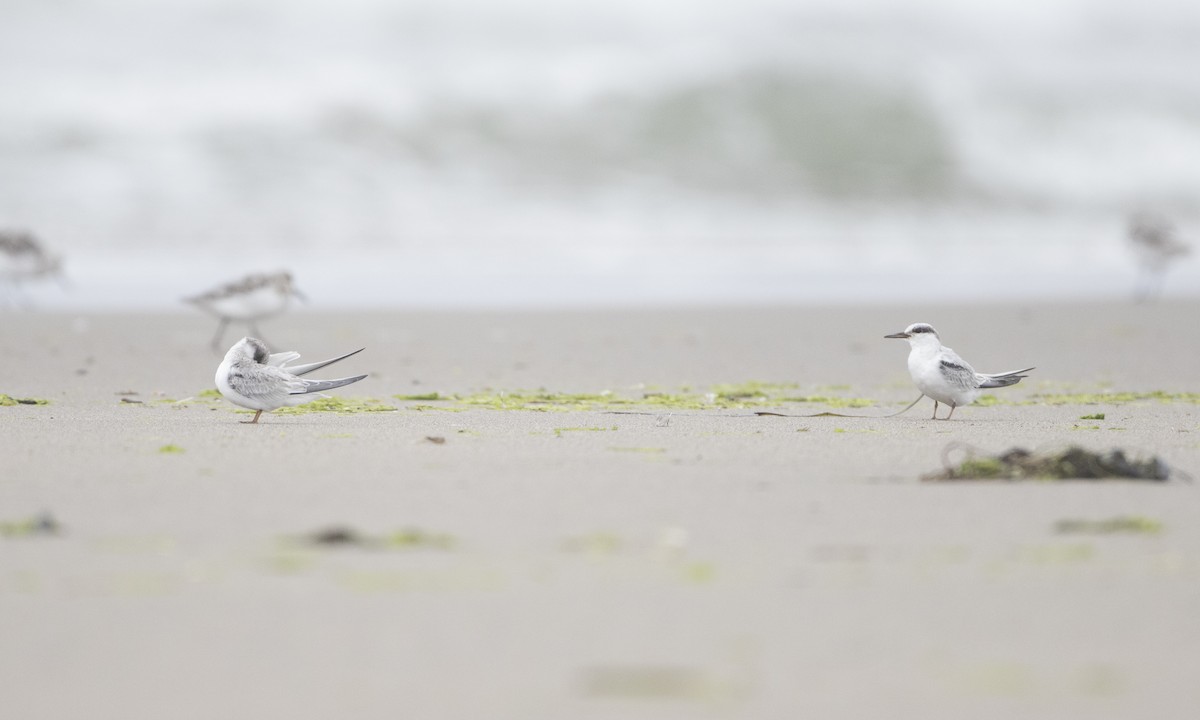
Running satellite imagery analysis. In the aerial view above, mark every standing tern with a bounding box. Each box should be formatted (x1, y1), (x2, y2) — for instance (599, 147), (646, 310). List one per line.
(885, 323), (1034, 420)
(216, 337), (366, 424)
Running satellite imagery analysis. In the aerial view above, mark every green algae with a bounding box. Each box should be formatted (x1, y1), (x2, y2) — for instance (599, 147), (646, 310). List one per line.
(953, 457), (1007, 478)
(0, 394), (49, 406)
(1055, 516), (1162, 535)
(386, 528), (457, 550)
(335, 566), (504, 594)
(274, 396), (397, 414)
(406, 404), (468, 412)
(554, 425), (617, 437)
(608, 446), (667, 454)
(682, 561), (716, 584)
(263, 548), (319, 574)
(398, 383), (875, 412)
(457, 391), (631, 412)
(781, 395), (874, 408)
(394, 392), (442, 401)
(581, 666), (715, 700)
(157, 444), (185, 454)
(1013, 543), (1095, 564)
(563, 532), (623, 555)
(975, 390), (1200, 407)
(168, 390), (224, 407)
(710, 381), (798, 400)
(1080, 413), (1106, 420)
(1030, 391), (1200, 405)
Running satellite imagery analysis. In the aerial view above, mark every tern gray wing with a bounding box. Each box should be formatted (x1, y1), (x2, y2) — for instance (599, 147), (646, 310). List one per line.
(937, 346), (980, 391)
(284, 348), (365, 377)
(291, 374), (368, 395)
(939, 359), (981, 391)
(227, 365), (305, 405)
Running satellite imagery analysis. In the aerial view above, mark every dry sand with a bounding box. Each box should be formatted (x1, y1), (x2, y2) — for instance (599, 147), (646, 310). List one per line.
(1, 301), (1199, 719)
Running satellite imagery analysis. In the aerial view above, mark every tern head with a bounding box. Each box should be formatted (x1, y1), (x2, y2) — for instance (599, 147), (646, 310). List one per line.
(884, 322), (940, 346)
(226, 337), (271, 363)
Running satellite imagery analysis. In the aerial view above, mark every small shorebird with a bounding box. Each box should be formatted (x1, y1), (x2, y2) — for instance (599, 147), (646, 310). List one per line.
(0, 229), (64, 304)
(1127, 213), (1189, 302)
(885, 323), (1034, 420)
(185, 271), (305, 351)
(215, 337), (367, 424)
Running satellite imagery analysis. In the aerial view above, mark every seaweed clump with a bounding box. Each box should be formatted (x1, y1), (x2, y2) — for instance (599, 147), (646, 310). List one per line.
(925, 444), (1175, 482)
(0, 513), (61, 537)
(301, 525), (457, 550)
(0, 394), (49, 406)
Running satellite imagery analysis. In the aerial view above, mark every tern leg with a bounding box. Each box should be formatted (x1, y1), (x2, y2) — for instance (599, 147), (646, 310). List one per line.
(946, 403), (957, 420)
(240, 410), (263, 424)
(210, 317), (230, 352)
(931, 400), (939, 420)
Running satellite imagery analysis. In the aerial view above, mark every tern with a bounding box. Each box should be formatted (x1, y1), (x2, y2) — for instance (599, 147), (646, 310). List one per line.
(885, 323), (1034, 420)
(215, 337), (366, 424)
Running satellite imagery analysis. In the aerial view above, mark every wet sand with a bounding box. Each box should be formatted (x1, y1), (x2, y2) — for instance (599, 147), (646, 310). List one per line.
(1, 302), (1198, 719)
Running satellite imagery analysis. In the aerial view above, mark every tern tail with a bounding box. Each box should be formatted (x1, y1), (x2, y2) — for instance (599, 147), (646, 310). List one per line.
(292, 374), (368, 395)
(977, 366), (1035, 388)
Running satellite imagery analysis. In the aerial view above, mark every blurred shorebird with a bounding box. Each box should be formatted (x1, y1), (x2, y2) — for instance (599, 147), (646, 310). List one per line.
(885, 323), (1034, 420)
(215, 337), (366, 424)
(0, 229), (64, 304)
(186, 271), (305, 351)
(1128, 213), (1190, 302)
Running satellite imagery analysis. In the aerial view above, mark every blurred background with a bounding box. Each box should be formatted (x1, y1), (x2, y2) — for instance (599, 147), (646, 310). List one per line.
(2, 0), (1198, 310)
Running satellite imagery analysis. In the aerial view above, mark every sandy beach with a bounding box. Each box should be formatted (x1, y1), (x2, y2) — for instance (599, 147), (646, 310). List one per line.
(2, 301), (1199, 719)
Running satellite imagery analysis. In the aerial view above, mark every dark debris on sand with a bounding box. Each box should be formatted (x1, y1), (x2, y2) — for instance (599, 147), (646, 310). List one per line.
(925, 444), (1178, 482)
